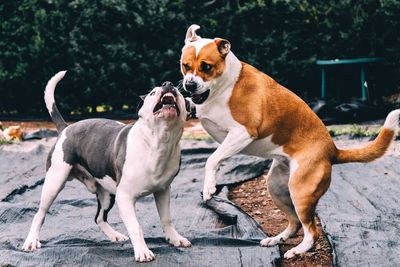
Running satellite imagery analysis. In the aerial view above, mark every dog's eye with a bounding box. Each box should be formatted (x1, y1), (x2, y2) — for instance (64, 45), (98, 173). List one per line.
(183, 63), (190, 71)
(150, 91), (155, 96)
(200, 62), (212, 72)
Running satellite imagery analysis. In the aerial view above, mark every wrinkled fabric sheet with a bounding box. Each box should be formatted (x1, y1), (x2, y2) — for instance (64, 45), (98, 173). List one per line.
(318, 155), (400, 267)
(2, 137), (399, 267)
(0, 139), (279, 267)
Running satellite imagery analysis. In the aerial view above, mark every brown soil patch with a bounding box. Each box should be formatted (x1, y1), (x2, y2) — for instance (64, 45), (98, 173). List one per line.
(0, 119), (199, 132)
(228, 176), (333, 267)
(1, 121), (57, 131)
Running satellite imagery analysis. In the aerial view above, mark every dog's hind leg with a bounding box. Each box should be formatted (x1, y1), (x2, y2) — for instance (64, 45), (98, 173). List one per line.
(260, 158), (301, 247)
(22, 132), (72, 251)
(95, 186), (128, 242)
(284, 157), (331, 259)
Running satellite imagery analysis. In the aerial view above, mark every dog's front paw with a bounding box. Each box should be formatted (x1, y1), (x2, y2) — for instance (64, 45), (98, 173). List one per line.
(22, 236), (41, 251)
(202, 179), (217, 201)
(134, 245), (155, 262)
(166, 233), (191, 248)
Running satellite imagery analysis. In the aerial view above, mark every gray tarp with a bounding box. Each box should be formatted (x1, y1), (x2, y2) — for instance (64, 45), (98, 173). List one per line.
(0, 139), (279, 267)
(1, 138), (400, 266)
(318, 155), (400, 267)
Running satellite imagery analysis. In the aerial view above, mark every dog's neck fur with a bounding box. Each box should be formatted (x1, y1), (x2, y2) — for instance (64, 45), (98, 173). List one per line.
(135, 118), (182, 147)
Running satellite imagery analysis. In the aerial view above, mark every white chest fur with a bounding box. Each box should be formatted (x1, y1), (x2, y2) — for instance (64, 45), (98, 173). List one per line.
(197, 89), (234, 144)
(120, 122), (181, 197)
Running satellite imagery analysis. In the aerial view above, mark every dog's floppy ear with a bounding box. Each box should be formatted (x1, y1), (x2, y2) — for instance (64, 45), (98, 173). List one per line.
(136, 94), (147, 113)
(185, 24), (201, 44)
(214, 38), (231, 58)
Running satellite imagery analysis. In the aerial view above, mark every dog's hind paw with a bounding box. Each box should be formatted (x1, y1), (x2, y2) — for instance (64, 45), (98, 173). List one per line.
(284, 248), (300, 259)
(165, 228), (191, 248)
(22, 237), (41, 252)
(260, 236), (283, 247)
(108, 231), (129, 242)
(283, 236), (314, 258)
(168, 235), (192, 248)
(283, 243), (311, 258)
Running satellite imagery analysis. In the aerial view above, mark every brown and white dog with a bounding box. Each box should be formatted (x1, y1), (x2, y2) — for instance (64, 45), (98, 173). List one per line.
(180, 24), (400, 258)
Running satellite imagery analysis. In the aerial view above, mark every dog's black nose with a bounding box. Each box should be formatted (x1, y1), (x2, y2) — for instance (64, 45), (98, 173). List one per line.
(184, 81), (197, 92)
(162, 81), (174, 88)
(161, 81), (176, 94)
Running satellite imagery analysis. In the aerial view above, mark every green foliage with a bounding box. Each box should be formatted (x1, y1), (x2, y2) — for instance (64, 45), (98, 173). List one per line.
(1, 0), (399, 115)
(182, 132), (213, 141)
(328, 125), (400, 138)
(0, 139), (13, 145)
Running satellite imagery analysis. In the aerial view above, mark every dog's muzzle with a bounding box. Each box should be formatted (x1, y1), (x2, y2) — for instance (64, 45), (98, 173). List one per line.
(184, 80), (197, 93)
(184, 79), (210, 105)
(153, 82), (180, 119)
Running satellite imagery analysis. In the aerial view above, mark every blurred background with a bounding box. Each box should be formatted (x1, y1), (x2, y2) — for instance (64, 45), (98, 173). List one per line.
(1, 0), (399, 120)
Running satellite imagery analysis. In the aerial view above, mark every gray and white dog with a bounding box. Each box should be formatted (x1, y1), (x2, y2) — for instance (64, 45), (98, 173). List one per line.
(22, 71), (191, 262)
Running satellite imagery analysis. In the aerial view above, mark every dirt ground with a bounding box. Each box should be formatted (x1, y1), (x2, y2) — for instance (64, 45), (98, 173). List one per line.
(0, 120), (199, 131)
(228, 176), (333, 267)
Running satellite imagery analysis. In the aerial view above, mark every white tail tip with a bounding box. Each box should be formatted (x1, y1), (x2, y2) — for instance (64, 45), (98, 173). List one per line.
(383, 109), (400, 130)
(53, 70), (67, 80)
(44, 71), (67, 113)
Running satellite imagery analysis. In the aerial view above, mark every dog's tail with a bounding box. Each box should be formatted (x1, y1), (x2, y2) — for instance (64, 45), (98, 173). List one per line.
(44, 71), (68, 132)
(334, 109), (399, 164)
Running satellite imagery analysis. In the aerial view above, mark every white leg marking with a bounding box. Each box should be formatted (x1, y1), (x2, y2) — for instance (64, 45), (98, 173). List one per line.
(22, 131), (72, 251)
(203, 127), (254, 201)
(96, 187), (128, 242)
(260, 225), (297, 247)
(116, 190), (154, 262)
(284, 227), (315, 259)
(154, 187), (191, 247)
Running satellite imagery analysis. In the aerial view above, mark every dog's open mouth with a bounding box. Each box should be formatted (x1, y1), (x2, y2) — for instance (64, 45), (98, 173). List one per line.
(191, 90), (210, 104)
(153, 92), (180, 119)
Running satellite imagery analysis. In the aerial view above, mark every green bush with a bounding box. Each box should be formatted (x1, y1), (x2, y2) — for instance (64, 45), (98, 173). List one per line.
(1, 0), (399, 116)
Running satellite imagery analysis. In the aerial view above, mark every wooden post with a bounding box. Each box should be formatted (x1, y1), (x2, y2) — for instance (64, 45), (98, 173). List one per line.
(360, 65), (367, 101)
(321, 66), (326, 99)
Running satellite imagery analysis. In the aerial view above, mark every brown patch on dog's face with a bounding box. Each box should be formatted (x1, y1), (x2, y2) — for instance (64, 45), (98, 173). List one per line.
(180, 46), (196, 75)
(181, 40), (228, 82)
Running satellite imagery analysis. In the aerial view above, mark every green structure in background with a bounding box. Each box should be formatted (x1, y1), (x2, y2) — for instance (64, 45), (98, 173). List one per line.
(316, 58), (384, 102)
